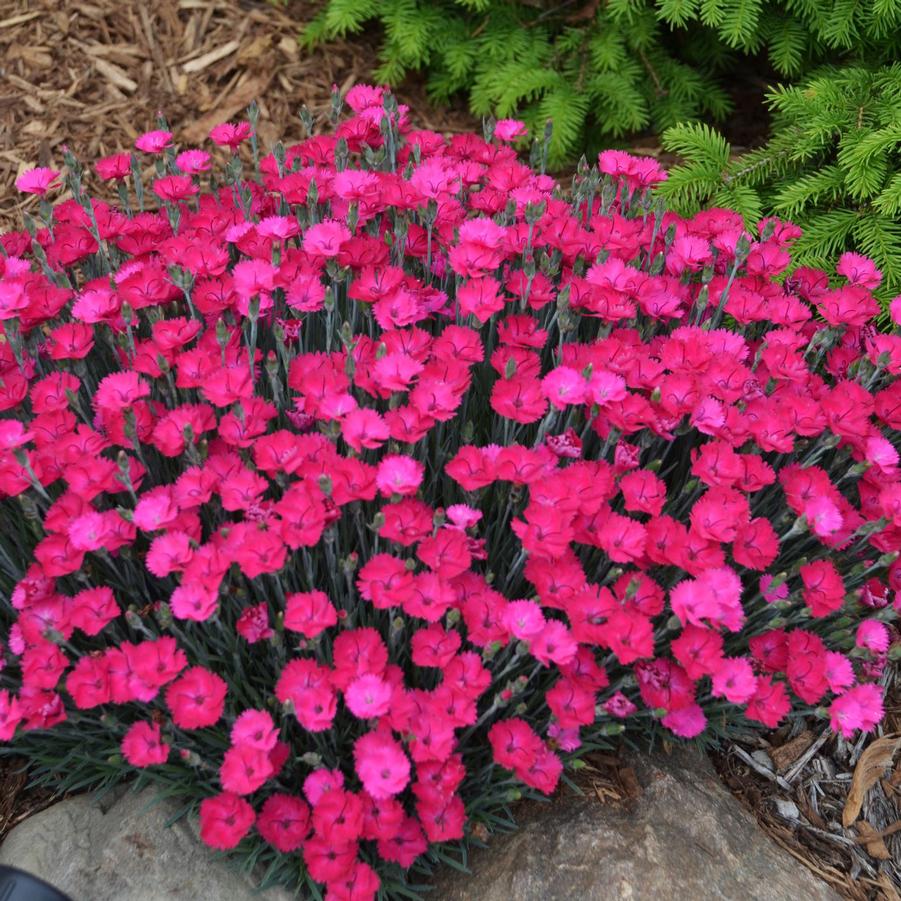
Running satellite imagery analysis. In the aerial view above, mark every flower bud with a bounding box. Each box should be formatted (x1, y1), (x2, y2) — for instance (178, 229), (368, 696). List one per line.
(154, 602), (173, 630)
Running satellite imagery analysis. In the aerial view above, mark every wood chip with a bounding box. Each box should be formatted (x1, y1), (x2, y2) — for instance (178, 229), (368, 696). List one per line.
(0, 11), (40, 29)
(771, 731), (814, 773)
(93, 58), (138, 94)
(136, 2), (175, 93)
(182, 39), (240, 73)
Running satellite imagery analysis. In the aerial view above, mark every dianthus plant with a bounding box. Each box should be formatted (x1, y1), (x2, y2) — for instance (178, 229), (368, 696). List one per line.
(0, 87), (899, 900)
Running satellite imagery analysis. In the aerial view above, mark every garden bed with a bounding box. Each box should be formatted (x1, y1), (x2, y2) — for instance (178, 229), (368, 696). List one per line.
(0, 3), (898, 899)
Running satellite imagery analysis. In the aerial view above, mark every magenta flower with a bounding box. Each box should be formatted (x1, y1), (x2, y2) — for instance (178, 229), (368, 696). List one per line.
(15, 166), (60, 195)
(830, 684), (884, 738)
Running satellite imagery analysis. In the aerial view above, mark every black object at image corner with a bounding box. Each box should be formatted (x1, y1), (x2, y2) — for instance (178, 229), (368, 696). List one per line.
(0, 866), (73, 901)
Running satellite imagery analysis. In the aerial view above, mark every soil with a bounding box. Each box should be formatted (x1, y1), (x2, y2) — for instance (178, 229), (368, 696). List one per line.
(0, 756), (57, 844)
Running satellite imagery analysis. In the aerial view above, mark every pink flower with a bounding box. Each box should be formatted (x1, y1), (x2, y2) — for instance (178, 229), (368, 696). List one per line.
(376, 455), (425, 497)
(530, 621), (578, 667)
(345, 674), (392, 719)
(587, 370), (627, 405)
(603, 691), (637, 718)
(175, 149), (211, 173)
(0, 420), (34, 449)
(760, 575), (789, 604)
(170, 583), (218, 622)
(829, 684), (884, 738)
(547, 722), (581, 751)
(837, 252), (882, 289)
(856, 620), (890, 653)
(284, 590), (338, 638)
(865, 436), (899, 477)
(542, 367), (588, 409)
(67, 512), (111, 552)
(257, 794), (310, 852)
(303, 768), (345, 806)
(891, 295), (901, 327)
(0, 691), (24, 741)
(95, 153), (131, 181)
(493, 119), (528, 142)
(15, 167), (61, 195)
(744, 677), (790, 728)
(257, 216), (299, 241)
(446, 504), (482, 529)
(662, 703), (707, 738)
(220, 743), (274, 794)
(502, 600), (546, 640)
(711, 657), (758, 704)
(231, 709), (278, 751)
(135, 130), (173, 154)
(209, 121), (253, 150)
(354, 731), (411, 799)
(199, 792), (255, 849)
(121, 721), (170, 767)
(803, 496), (843, 538)
(165, 667), (227, 729)
(303, 220), (351, 258)
(235, 603), (273, 643)
(825, 651), (855, 693)
(133, 487), (179, 531)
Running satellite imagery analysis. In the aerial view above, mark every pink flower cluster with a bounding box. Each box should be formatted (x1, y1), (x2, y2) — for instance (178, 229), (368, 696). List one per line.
(0, 84), (898, 897)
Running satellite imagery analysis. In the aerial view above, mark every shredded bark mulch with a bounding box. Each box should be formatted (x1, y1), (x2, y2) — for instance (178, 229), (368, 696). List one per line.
(714, 679), (901, 900)
(0, 0), (475, 231)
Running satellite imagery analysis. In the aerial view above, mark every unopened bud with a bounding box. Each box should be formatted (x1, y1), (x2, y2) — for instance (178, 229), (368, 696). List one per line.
(154, 602), (173, 630)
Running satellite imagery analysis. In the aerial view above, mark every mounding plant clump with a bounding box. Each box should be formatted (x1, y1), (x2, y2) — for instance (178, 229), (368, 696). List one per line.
(0, 89), (899, 898)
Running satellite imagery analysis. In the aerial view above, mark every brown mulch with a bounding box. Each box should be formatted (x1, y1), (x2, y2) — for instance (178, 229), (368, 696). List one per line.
(714, 680), (901, 900)
(0, 755), (57, 842)
(0, 0), (475, 232)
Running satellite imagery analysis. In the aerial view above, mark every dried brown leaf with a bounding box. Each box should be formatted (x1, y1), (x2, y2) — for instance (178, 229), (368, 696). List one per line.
(843, 733), (901, 827)
(855, 820), (893, 860)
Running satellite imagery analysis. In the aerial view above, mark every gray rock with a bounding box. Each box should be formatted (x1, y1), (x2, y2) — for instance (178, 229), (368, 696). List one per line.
(0, 786), (291, 901)
(432, 748), (840, 901)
